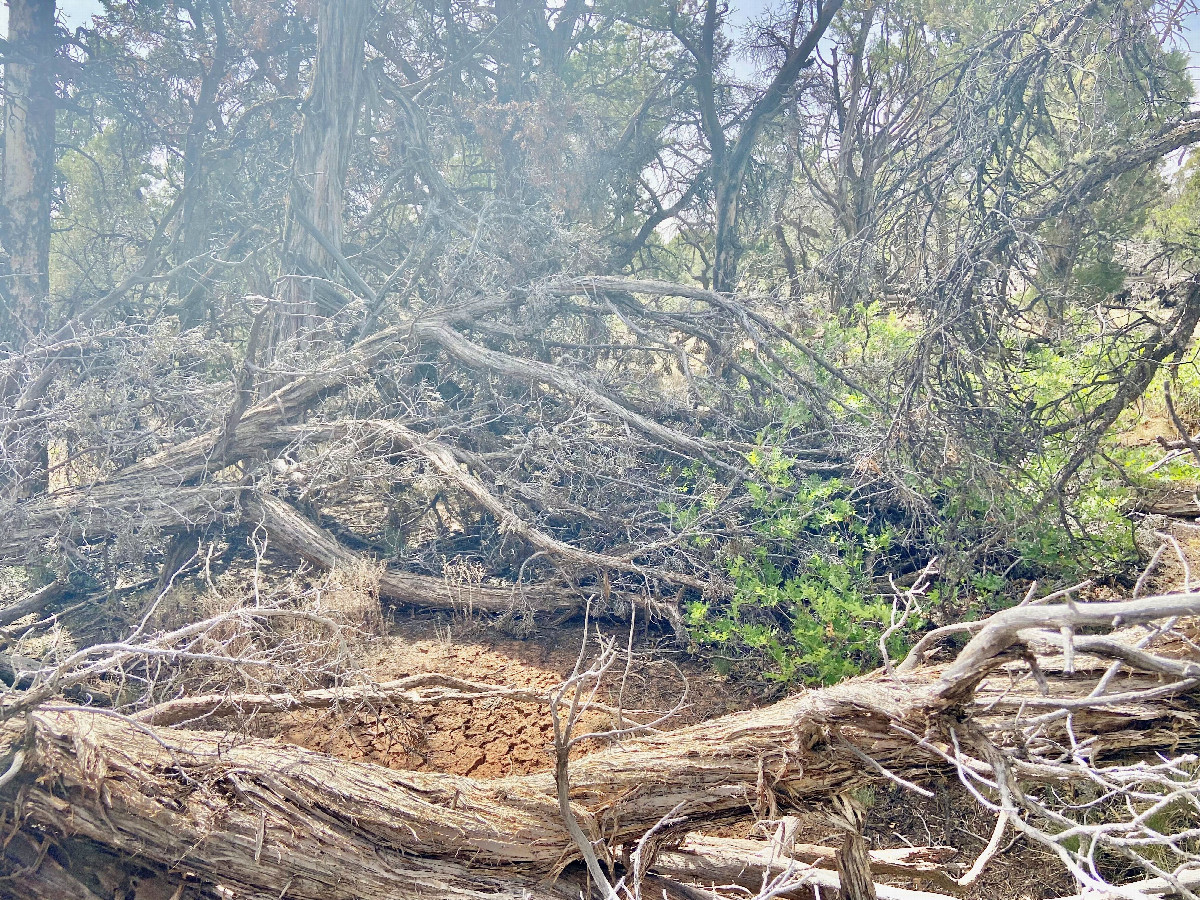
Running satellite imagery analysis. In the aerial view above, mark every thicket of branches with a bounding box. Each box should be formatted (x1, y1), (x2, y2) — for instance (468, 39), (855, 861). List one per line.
(4, 0), (1200, 895)
(2, 0), (1200, 679)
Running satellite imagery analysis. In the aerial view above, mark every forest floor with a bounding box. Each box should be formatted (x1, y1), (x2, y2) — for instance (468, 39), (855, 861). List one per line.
(257, 608), (1074, 899)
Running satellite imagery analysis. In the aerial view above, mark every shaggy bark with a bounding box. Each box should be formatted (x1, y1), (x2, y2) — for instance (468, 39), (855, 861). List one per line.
(267, 0), (371, 354)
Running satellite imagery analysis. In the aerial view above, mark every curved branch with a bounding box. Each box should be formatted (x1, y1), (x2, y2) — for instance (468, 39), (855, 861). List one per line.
(936, 593), (1200, 700)
(380, 422), (707, 591)
(415, 318), (746, 476)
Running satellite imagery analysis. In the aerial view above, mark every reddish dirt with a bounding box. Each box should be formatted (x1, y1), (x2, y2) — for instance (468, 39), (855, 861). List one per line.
(275, 617), (758, 778)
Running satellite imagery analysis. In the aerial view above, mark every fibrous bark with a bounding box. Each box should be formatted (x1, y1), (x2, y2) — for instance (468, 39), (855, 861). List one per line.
(268, 0), (371, 353)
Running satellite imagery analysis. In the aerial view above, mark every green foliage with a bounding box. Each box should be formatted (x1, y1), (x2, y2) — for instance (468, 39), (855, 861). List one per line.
(684, 452), (905, 685)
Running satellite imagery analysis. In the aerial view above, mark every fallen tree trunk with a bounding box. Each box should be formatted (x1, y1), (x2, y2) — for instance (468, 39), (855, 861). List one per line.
(0, 579), (67, 627)
(2, 696), (938, 900)
(246, 493), (581, 614)
(2, 593), (1198, 899)
(1, 675), (1180, 899)
(249, 493), (687, 630)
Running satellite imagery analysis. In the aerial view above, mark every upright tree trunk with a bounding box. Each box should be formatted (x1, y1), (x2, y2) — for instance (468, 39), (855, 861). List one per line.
(266, 0), (370, 358)
(711, 173), (739, 294)
(1, 0), (56, 499)
(493, 0), (528, 197)
(701, 0), (845, 295)
(175, 0), (230, 330)
(494, 0), (524, 105)
(0, 0), (56, 343)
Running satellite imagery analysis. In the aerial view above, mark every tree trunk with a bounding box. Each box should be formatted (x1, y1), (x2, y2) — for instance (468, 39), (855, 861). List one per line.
(0, 0), (56, 499)
(835, 799), (879, 900)
(703, 0), (845, 294)
(0, 0), (55, 343)
(174, 0), (231, 330)
(493, 0), (528, 196)
(494, 0), (524, 105)
(267, 0), (370, 356)
(712, 172), (740, 294)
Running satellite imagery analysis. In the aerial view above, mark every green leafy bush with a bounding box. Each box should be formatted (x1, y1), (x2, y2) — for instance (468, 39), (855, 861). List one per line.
(683, 451), (906, 685)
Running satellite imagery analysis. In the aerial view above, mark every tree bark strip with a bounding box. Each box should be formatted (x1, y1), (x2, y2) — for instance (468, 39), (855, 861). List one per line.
(268, 0), (371, 354)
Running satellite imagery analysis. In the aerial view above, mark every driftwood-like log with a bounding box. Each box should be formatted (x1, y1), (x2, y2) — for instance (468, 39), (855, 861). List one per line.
(934, 592), (1200, 699)
(1051, 868), (1200, 900)
(0, 580), (67, 627)
(2, 593), (1199, 899)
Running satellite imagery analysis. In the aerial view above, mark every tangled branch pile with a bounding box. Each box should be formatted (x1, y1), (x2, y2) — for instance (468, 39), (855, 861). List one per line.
(3, 0), (1200, 894)
(1, 0), (1199, 659)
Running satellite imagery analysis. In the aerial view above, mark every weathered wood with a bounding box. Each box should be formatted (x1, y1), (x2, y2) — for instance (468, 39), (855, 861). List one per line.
(245, 493), (578, 614)
(1051, 868), (1200, 900)
(649, 844), (957, 900)
(650, 834), (960, 894)
(935, 592), (1200, 700)
(0, 580), (67, 627)
(837, 801), (880, 900)
(3, 596), (1198, 900)
(2, 673), (1193, 898)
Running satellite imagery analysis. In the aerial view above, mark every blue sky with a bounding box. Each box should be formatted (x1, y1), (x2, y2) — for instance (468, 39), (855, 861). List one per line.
(1184, 12), (1200, 83)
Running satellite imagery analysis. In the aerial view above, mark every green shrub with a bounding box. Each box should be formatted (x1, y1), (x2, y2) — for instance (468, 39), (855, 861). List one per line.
(683, 453), (907, 685)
